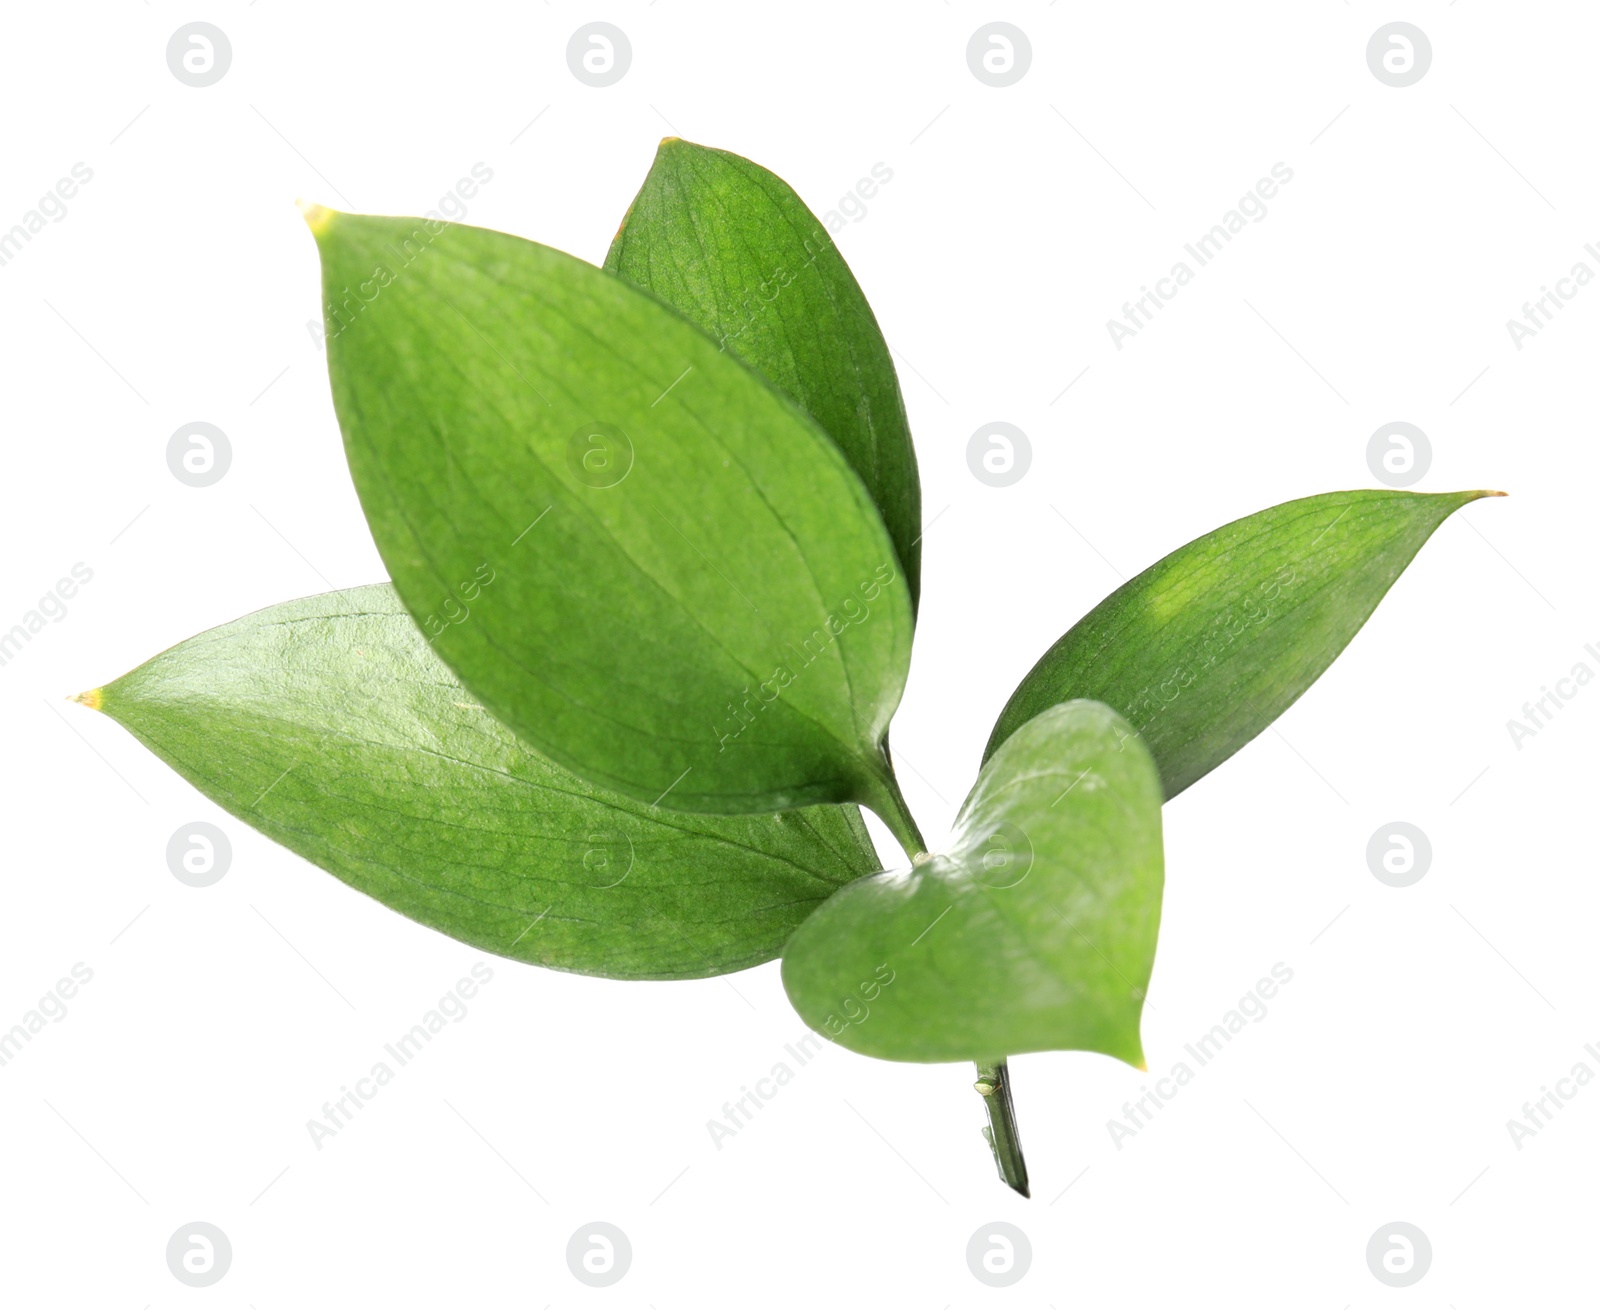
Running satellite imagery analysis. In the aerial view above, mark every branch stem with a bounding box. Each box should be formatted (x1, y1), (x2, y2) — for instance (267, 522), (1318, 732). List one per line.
(866, 744), (927, 859)
(975, 1060), (1030, 1197)
(867, 744), (1032, 1198)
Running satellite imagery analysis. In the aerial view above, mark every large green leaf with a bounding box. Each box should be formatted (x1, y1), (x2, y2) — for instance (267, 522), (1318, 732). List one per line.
(306, 208), (915, 827)
(781, 701), (1163, 1064)
(605, 139), (923, 607)
(78, 586), (882, 980)
(986, 489), (1499, 798)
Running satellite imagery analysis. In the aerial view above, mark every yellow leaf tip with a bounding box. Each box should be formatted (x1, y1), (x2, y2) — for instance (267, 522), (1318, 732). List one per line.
(296, 198), (338, 238)
(70, 687), (103, 712)
(659, 135), (682, 147)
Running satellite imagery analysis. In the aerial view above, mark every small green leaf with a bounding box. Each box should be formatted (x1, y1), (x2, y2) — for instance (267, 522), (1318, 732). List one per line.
(308, 209), (915, 821)
(605, 139), (923, 607)
(987, 489), (1499, 798)
(781, 701), (1163, 1064)
(82, 586), (882, 980)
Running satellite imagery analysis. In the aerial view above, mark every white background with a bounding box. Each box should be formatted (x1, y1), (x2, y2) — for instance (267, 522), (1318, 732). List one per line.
(1, 1), (1594, 1305)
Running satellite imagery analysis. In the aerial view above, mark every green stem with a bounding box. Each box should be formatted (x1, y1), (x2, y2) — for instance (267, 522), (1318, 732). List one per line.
(866, 741), (927, 859)
(975, 1060), (1030, 1197)
(867, 743), (1032, 1199)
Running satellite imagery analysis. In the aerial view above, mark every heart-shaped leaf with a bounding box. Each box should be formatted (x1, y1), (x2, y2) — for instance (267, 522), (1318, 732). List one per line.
(987, 489), (1499, 798)
(781, 700), (1163, 1064)
(606, 139), (923, 607)
(79, 586), (882, 980)
(307, 208), (915, 824)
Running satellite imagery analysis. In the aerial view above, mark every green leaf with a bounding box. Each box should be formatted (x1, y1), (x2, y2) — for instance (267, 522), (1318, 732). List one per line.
(781, 701), (1163, 1064)
(605, 139), (922, 607)
(986, 489), (1499, 798)
(80, 586), (882, 981)
(306, 207), (915, 826)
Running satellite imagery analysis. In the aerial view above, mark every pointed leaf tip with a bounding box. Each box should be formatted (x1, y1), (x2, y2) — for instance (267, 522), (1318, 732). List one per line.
(781, 702), (1164, 1064)
(69, 688), (102, 711)
(986, 488), (1503, 795)
(606, 141), (924, 610)
(323, 213), (913, 815)
(296, 199), (337, 238)
(84, 586), (883, 979)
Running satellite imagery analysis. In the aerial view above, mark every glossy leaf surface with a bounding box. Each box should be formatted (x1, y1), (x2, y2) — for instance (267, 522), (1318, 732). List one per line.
(606, 139), (922, 606)
(309, 209), (914, 818)
(84, 586), (882, 980)
(987, 490), (1498, 797)
(782, 701), (1163, 1064)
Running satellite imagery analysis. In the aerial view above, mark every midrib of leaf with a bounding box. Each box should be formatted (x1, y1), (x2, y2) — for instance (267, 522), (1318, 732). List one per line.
(127, 696), (852, 888)
(383, 244), (889, 759)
